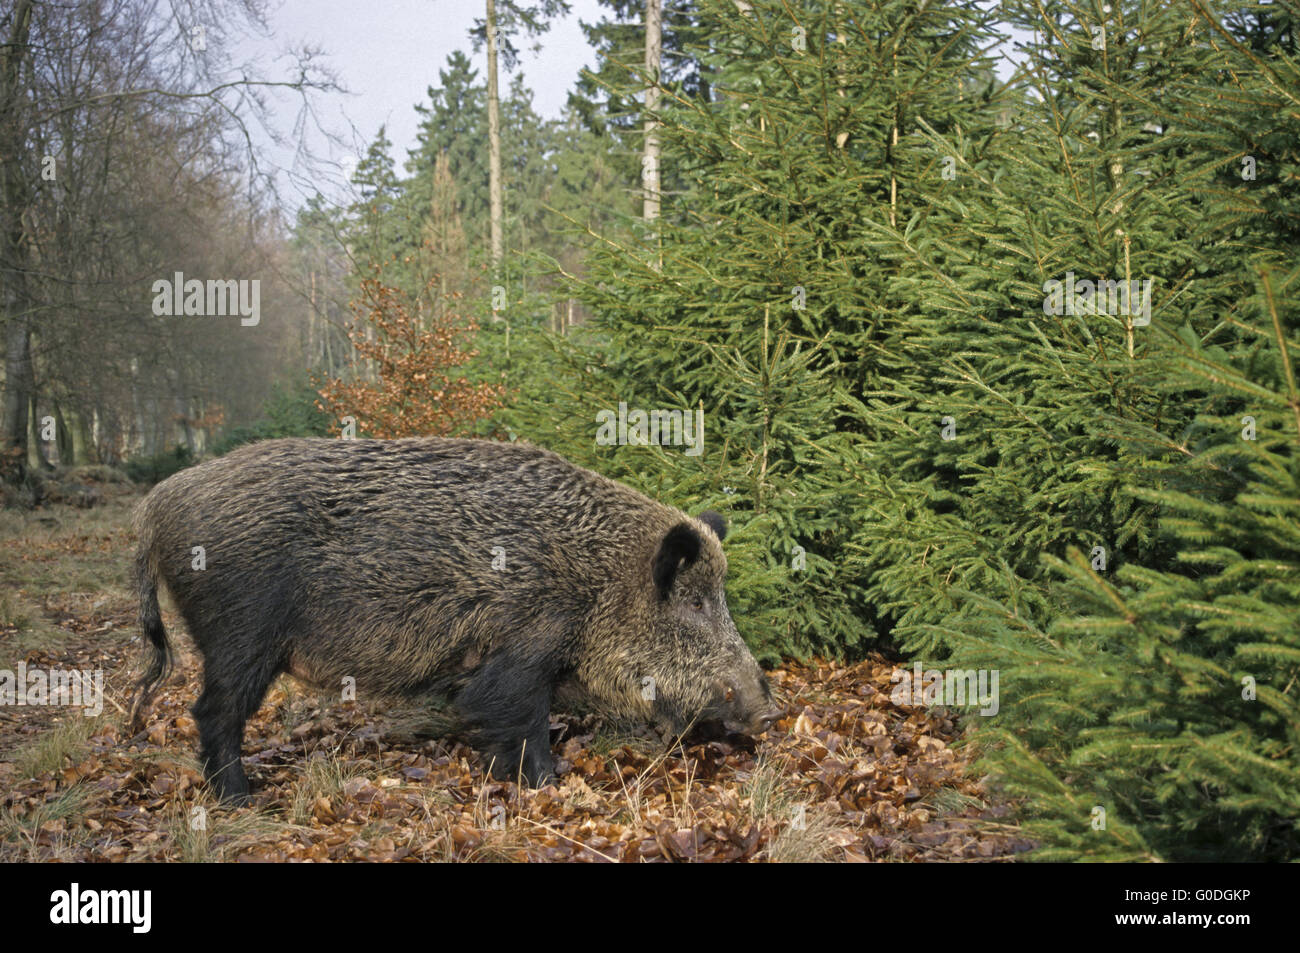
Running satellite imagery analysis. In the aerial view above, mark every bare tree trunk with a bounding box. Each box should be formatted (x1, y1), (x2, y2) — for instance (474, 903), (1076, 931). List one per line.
(486, 0), (503, 304)
(69, 403), (92, 464)
(27, 392), (49, 470)
(2, 317), (32, 472)
(53, 401), (71, 465)
(1, 0), (35, 482)
(130, 359), (149, 457)
(171, 366), (194, 455)
(324, 310), (335, 377)
(308, 268), (318, 366)
(92, 405), (102, 462)
(643, 0), (662, 225)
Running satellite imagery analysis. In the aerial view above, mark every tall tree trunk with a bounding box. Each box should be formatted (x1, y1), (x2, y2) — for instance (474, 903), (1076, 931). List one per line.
(171, 366), (195, 455)
(69, 403), (92, 465)
(1, 0), (35, 482)
(27, 392), (49, 470)
(2, 315), (32, 475)
(54, 400), (72, 465)
(643, 0), (662, 225)
(308, 268), (318, 366)
(485, 0), (504, 307)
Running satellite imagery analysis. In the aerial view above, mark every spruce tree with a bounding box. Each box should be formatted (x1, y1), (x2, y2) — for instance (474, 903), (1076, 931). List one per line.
(846, 0), (1300, 859)
(507, 0), (1299, 859)
(510, 0), (1006, 658)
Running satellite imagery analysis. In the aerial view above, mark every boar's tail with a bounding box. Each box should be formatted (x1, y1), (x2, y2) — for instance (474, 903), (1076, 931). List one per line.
(129, 534), (172, 732)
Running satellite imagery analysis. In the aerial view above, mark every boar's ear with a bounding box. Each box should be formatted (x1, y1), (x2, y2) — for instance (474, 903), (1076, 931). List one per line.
(652, 523), (701, 600)
(698, 510), (727, 542)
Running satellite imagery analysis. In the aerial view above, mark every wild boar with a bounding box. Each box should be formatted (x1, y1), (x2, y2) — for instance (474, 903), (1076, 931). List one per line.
(130, 437), (781, 802)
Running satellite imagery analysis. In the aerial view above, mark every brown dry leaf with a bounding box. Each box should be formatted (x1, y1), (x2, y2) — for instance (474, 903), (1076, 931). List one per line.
(0, 591), (1032, 865)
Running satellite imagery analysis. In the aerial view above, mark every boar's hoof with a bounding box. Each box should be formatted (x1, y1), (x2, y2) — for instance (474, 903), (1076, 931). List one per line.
(528, 770), (556, 788)
(487, 748), (556, 788)
(211, 770), (251, 806)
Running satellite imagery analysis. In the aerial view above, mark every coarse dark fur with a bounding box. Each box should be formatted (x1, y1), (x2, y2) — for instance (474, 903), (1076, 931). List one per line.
(130, 437), (781, 803)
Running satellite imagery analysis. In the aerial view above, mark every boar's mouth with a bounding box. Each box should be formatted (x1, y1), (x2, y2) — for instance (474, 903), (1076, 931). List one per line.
(680, 718), (766, 747)
(652, 701), (782, 746)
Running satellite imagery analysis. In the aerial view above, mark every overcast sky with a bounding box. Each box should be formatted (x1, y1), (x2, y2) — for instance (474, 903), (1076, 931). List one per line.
(240, 1), (1025, 212)
(242, 0), (605, 209)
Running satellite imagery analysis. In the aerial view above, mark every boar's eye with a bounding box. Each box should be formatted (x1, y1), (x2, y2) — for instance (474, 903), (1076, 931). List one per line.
(691, 598), (704, 611)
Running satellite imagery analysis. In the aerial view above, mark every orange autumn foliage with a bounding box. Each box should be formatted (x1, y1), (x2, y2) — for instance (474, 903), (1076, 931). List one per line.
(316, 278), (503, 439)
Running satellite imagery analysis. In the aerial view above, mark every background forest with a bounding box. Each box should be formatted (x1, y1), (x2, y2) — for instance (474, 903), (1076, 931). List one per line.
(2, 0), (1298, 862)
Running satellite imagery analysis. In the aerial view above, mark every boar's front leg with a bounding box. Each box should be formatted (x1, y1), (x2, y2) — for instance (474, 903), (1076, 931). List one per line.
(453, 651), (556, 787)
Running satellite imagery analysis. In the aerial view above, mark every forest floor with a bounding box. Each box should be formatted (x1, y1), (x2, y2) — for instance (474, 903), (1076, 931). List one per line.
(0, 483), (1034, 862)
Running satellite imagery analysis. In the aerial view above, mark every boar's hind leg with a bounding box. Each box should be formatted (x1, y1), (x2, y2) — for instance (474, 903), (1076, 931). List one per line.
(192, 649), (282, 805)
(454, 653), (556, 788)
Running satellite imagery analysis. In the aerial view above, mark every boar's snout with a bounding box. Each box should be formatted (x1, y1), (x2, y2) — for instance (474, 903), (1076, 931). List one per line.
(712, 672), (783, 737)
(744, 701), (783, 735)
(752, 707), (782, 733)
